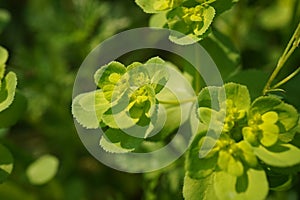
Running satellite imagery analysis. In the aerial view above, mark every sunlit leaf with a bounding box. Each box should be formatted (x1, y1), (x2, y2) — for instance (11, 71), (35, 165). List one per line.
(72, 90), (110, 129)
(26, 154), (59, 185)
(253, 143), (300, 167)
(0, 72), (17, 112)
(214, 168), (268, 200)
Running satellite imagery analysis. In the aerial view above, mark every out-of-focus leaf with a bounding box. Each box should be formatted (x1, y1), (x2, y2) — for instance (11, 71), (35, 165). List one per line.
(228, 70), (268, 100)
(0, 91), (27, 128)
(0, 144), (13, 183)
(0, 9), (11, 33)
(200, 29), (240, 80)
(0, 182), (36, 200)
(26, 154), (59, 185)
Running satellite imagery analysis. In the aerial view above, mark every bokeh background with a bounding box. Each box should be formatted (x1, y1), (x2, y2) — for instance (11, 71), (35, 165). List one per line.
(0, 0), (299, 199)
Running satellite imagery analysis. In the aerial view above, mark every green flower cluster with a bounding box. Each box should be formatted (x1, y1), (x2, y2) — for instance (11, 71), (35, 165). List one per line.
(72, 57), (170, 152)
(72, 57), (169, 130)
(135, 0), (238, 43)
(186, 83), (300, 200)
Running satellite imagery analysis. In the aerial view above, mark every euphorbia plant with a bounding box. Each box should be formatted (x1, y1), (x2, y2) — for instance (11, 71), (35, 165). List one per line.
(72, 0), (300, 199)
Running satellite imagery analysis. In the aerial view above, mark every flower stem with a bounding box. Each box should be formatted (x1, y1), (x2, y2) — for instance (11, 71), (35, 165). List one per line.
(272, 66), (300, 89)
(263, 22), (300, 95)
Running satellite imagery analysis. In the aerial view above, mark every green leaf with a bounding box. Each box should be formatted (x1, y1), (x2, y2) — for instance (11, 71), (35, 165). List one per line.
(0, 9), (11, 34)
(268, 174), (293, 191)
(167, 5), (215, 45)
(101, 108), (140, 129)
(135, 0), (180, 13)
(198, 107), (224, 132)
(223, 82), (251, 111)
(210, 0), (238, 16)
(237, 141), (258, 167)
(214, 168), (268, 200)
(149, 12), (168, 28)
(94, 61), (127, 101)
(197, 86), (221, 109)
(186, 134), (218, 179)
(0, 91), (27, 128)
(200, 29), (240, 80)
(72, 90), (110, 129)
(0, 46), (8, 66)
(183, 173), (218, 200)
(194, 6), (215, 36)
(0, 46), (8, 80)
(26, 154), (59, 185)
(99, 128), (143, 153)
(0, 144), (13, 183)
(94, 61), (126, 88)
(149, 63), (195, 140)
(0, 72), (17, 112)
(253, 143), (300, 167)
(126, 58), (168, 95)
(169, 33), (202, 45)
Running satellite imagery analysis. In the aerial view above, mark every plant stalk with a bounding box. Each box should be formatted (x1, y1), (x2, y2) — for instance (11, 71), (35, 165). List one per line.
(263, 22), (300, 95)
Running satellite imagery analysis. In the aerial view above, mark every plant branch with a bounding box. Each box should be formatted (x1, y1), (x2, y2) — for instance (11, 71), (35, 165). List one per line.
(263, 22), (300, 95)
(272, 66), (300, 89)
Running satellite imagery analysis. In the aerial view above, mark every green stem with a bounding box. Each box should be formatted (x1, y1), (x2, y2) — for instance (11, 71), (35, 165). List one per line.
(263, 22), (300, 95)
(158, 97), (197, 105)
(272, 66), (300, 89)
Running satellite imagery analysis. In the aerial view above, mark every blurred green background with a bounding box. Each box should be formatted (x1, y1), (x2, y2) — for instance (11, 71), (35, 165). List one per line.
(0, 0), (299, 199)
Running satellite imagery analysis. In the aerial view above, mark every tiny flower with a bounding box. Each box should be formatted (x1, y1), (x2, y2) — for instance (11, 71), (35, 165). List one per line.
(243, 111), (279, 147)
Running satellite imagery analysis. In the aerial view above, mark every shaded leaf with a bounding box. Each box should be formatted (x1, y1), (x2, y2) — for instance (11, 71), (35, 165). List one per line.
(0, 144), (13, 183)
(99, 128), (143, 153)
(0, 91), (27, 128)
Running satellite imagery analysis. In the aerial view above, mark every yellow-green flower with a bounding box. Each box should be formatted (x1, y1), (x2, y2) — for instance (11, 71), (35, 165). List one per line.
(243, 111), (279, 147)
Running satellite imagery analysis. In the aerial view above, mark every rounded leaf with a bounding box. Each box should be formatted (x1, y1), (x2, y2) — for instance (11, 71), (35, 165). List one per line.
(214, 169), (268, 200)
(26, 154), (59, 185)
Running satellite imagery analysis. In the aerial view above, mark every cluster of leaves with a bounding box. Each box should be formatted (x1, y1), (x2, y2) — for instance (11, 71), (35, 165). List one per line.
(0, 1), (148, 199)
(135, 0), (238, 44)
(184, 83), (300, 200)
(0, 46), (17, 183)
(72, 57), (177, 153)
(0, 46), (58, 187)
